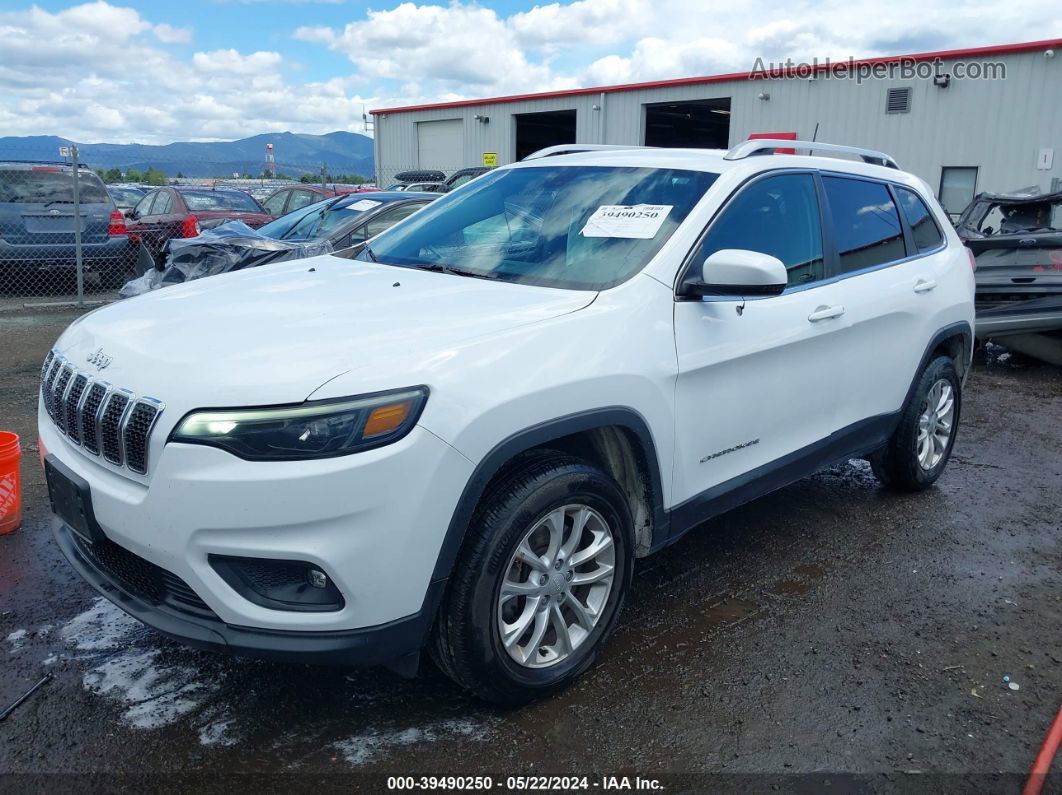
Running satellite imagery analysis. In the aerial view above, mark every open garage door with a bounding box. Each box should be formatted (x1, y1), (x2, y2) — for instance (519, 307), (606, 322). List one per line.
(644, 98), (731, 148)
(417, 119), (464, 170)
(515, 110), (576, 161)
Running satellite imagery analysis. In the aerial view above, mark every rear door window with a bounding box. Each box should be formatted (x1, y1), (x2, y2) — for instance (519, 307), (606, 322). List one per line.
(133, 191), (157, 217)
(287, 190), (318, 212)
(262, 190), (289, 215)
(822, 177), (906, 273)
(895, 187), (944, 253)
(153, 191), (173, 215)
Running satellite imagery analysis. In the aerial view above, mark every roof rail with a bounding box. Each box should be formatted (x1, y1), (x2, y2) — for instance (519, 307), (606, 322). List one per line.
(521, 144), (649, 161)
(724, 139), (900, 170)
(0, 159), (91, 169)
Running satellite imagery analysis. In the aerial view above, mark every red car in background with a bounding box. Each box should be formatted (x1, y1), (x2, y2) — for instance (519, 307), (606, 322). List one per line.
(126, 186), (271, 263)
(260, 184), (379, 219)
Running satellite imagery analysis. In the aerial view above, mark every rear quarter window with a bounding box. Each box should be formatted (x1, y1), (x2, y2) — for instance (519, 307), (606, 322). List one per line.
(822, 177), (906, 273)
(896, 187), (944, 253)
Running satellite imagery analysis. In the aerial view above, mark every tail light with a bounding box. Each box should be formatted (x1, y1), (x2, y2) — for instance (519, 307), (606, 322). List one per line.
(181, 214), (200, 238)
(965, 247), (977, 272)
(107, 210), (126, 237)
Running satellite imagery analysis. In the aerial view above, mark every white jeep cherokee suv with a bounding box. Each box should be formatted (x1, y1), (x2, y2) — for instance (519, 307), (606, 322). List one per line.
(40, 140), (975, 704)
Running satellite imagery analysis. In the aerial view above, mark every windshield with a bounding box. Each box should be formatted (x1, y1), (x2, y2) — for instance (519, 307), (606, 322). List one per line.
(357, 165), (717, 290)
(181, 190), (263, 212)
(257, 196), (333, 239)
(283, 197), (384, 240)
(0, 168), (109, 204)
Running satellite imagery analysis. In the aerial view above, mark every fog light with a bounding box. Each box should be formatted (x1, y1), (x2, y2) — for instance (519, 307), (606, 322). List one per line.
(209, 555), (344, 612)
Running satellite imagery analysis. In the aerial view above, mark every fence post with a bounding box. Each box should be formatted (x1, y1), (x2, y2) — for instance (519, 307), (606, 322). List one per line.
(71, 145), (84, 308)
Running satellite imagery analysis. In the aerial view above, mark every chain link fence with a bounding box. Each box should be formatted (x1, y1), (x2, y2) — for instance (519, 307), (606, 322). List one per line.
(0, 140), (386, 311)
(0, 137), (496, 311)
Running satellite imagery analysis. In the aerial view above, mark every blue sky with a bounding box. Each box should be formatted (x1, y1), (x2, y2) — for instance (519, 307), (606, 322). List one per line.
(1, 0), (1058, 143)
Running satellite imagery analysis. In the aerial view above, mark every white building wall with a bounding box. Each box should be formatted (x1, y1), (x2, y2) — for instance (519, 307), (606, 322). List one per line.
(374, 49), (1062, 197)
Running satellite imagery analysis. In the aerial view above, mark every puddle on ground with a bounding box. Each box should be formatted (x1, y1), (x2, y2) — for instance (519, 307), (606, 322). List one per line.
(771, 563), (828, 596)
(772, 580), (810, 596)
(792, 563), (827, 579)
(48, 596), (494, 766)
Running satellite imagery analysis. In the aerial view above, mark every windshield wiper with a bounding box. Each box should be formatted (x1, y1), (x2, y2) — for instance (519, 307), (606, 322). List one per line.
(363, 245), (378, 262)
(412, 262), (500, 280)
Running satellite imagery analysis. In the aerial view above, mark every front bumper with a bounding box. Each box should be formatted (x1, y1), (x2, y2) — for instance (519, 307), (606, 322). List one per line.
(53, 517), (440, 666)
(41, 401), (474, 647)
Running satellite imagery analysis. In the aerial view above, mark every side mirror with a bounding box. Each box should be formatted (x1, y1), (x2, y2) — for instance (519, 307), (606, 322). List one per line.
(124, 208), (137, 219)
(688, 249), (787, 297)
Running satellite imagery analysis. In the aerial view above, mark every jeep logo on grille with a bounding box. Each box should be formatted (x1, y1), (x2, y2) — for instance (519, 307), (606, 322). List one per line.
(86, 348), (113, 371)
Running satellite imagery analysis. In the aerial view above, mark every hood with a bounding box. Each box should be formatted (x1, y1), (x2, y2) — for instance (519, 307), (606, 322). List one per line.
(56, 254), (595, 411)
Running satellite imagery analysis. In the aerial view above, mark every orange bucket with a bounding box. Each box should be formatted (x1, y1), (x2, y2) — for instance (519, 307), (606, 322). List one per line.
(0, 431), (22, 535)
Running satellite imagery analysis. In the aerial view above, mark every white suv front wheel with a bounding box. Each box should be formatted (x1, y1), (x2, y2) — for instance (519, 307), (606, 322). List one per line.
(430, 451), (633, 705)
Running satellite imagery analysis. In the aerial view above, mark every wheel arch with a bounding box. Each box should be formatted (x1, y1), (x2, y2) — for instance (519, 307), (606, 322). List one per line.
(916, 321), (973, 395)
(428, 408), (668, 590)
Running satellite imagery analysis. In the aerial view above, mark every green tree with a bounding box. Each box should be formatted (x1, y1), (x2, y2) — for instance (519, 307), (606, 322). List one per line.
(104, 167), (123, 183)
(125, 167), (143, 183)
(142, 167), (167, 186)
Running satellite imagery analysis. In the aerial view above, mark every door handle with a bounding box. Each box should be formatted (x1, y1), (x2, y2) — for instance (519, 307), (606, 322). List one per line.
(808, 305), (846, 322)
(913, 279), (937, 294)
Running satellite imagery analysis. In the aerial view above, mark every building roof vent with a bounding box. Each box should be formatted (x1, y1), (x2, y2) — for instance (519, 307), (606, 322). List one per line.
(886, 87), (912, 114)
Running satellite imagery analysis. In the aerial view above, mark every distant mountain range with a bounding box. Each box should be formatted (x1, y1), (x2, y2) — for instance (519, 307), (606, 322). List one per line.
(0, 131), (375, 178)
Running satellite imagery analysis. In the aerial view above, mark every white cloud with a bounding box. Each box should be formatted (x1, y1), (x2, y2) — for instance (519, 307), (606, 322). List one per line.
(192, 49), (284, 75)
(295, 2), (562, 95)
(0, 2), (379, 143)
(509, 0), (651, 48)
(1, 0), (1060, 144)
(153, 23), (193, 44)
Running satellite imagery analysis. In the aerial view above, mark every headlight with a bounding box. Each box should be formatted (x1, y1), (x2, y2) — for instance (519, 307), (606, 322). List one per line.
(170, 387), (427, 460)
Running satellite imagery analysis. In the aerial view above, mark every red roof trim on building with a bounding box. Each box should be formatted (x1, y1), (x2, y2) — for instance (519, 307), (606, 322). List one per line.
(370, 38), (1062, 115)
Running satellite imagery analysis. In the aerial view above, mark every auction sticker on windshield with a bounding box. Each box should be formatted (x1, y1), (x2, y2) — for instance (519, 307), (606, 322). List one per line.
(581, 204), (672, 239)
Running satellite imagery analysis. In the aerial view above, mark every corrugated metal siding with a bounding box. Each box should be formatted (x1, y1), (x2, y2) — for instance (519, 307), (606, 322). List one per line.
(376, 50), (1062, 195)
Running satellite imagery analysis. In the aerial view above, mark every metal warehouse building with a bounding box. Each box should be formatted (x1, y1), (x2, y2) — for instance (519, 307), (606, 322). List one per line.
(371, 39), (1062, 216)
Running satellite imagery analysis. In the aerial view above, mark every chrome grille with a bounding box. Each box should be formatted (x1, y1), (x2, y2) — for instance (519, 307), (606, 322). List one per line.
(41, 350), (165, 475)
(81, 383), (108, 455)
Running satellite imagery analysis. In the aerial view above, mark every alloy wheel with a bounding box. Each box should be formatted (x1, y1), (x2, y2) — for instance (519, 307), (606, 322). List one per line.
(496, 504), (616, 669)
(917, 378), (955, 470)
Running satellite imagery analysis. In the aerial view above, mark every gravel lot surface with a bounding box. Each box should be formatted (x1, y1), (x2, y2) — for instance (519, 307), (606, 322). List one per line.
(1, 308), (1059, 792)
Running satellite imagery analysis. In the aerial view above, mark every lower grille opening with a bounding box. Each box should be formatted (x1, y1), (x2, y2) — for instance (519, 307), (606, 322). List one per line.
(73, 533), (215, 618)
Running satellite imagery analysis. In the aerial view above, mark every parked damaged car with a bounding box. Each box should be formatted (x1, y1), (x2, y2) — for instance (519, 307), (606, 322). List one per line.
(120, 191), (435, 297)
(957, 189), (1062, 364)
(387, 167), (490, 193)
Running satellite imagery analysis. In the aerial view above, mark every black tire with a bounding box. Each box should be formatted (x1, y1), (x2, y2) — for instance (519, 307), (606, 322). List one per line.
(871, 355), (961, 491)
(430, 451), (633, 705)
